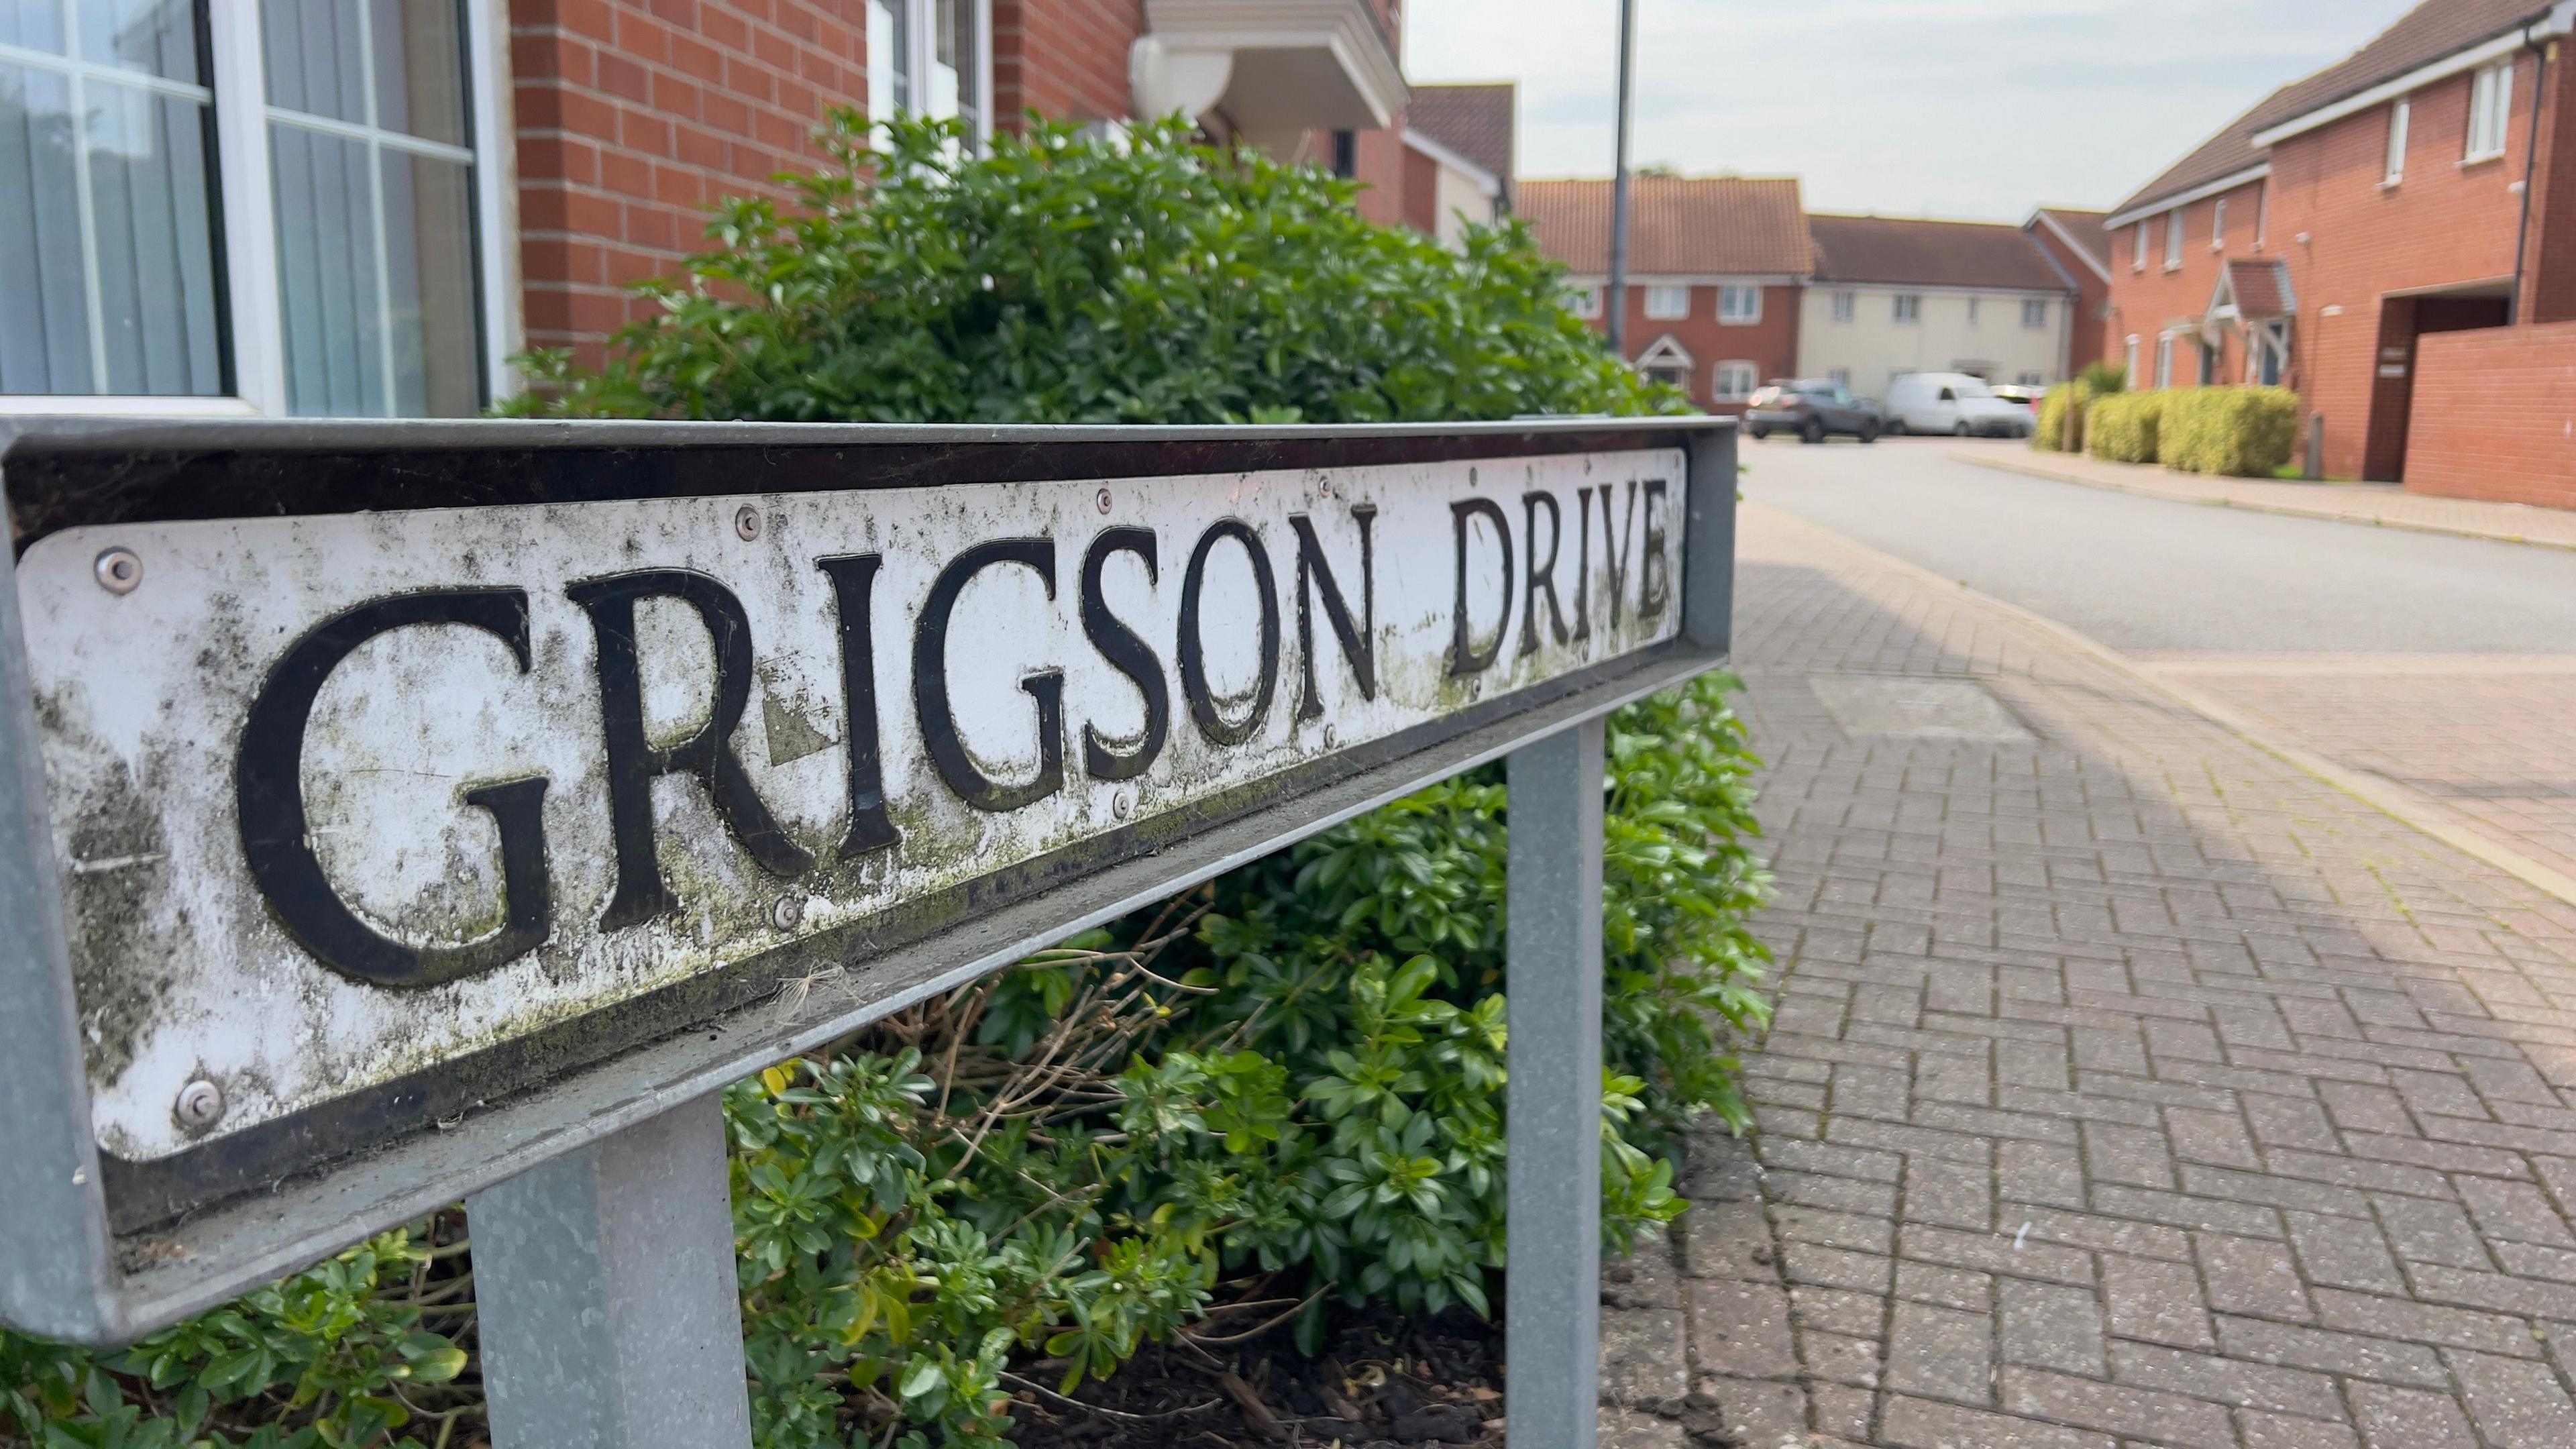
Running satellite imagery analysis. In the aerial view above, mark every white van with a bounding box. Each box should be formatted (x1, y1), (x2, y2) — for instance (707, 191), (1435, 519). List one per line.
(1884, 372), (2032, 438)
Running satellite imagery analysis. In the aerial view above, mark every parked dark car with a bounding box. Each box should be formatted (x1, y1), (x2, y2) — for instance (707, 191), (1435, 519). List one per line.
(1746, 380), (1884, 443)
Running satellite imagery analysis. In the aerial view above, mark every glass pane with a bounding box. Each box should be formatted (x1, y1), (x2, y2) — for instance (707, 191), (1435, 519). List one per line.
(272, 121), (386, 415)
(380, 149), (478, 415)
(0, 62), (92, 391)
(1, 0), (64, 54)
(264, 0), (367, 123)
(938, 0), (973, 129)
(83, 0), (201, 83)
(87, 79), (221, 392)
(370, 0), (464, 145)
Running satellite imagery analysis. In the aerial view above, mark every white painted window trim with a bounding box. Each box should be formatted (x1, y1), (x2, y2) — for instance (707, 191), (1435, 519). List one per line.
(0, 0), (518, 417)
(2154, 332), (2174, 389)
(865, 0), (994, 147)
(1717, 284), (1762, 325)
(1567, 285), (1603, 319)
(1829, 290), (1854, 321)
(1711, 360), (1758, 402)
(2133, 220), (2147, 272)
(2466, 60), (2512, 163)
(2124, 333), (2140, 382)
(2211, 197), (2226, 250)
(1891, 293), (1921, 324)
(2384, 97), (2410, 186)
(1642, 284), (1691, 320)
(2163, 210), (2184, 270)
(2021, 298), (2048, 329)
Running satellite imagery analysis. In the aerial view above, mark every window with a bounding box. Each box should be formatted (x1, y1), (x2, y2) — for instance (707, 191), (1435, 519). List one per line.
(2154, 333), (2174, 388)
(2021, 298), (2048, 329)
(1830, 290), (1854, 321)
(2257, 320), (2290, 386)
(2212, 197), (2226, 249)
(1642, 364), (1688, 390)
(1892, 294), (1921, 323)
(1, 0), (505, 415)
(868, 0), (985, 139)
(1643, 284), (1689, 319)
(1567, 285), (1603, 319)
(1713, 360), (1759, 401)
(2124, 333), (2140, 382)
(1717, 284), (1761, 324)
(2467, 60), (2512, 161)
(1966, 297), (1980, 327)
(2133, 220), (2147, 272)
(1827, 366), (1851, 388)
(2016, 371), (2043, 386)
(2385, 96), (2410, 184)
(2164, 210), (2183, 268)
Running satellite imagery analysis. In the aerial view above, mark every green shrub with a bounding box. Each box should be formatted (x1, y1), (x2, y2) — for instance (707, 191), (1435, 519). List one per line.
(2160, 386), (2301, 476)
(2087, 390), (2167, 464)
(2033, 382), (2085, 453)
(2078, 360), (2129, 394)
(7, 114), (1768, 1449)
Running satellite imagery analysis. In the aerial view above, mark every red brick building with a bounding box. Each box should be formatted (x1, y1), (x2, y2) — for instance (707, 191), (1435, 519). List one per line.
(1517, 176), (1813, 415)
(0, 0), (1443, 415)
(2023, 208), (2113, 376)
(2103, 0), (2576, 501)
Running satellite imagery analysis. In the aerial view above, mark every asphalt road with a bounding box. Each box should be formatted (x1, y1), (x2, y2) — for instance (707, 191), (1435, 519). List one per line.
(1739, 438), (2576, 655)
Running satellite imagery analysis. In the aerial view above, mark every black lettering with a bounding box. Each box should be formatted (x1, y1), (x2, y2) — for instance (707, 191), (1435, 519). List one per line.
(816, 555), (900, 857)
(237, 588), (551, 989)
(1446, 497), (1513, 676)
(1080, 528), (1169, 782)
(1573, 485), (1594, 643)
(568, 570), (814, 932)
(1597, 482), (1638, 631)
(1519, 492), (1570, 657)
(1640, 478), (1672, 621)
(914, 538), (1066, 812)
(1290, 505), (1377, 721)
(1178, 519), (1281, 747)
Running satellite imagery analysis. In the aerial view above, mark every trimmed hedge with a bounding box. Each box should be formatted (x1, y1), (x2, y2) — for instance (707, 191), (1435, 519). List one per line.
(2161, 386), (2300, 476)
(2033, 383), (2086, 453)
(2086, 390), (2166, 464)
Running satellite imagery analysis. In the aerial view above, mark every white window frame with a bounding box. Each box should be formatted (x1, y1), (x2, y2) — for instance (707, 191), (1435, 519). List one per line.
(2467, 60), (2512, 162)
(1717, 284), (1761, 325)
(1830, 290), (1854, 322)
(1892, 294), (1921, 324)
(2133, 220), (2148, 272)
(1642, 284), (1690, 320)
(2384, 96), (2410, 185)
(1712, 360), (1759, 402)
(867, 0), (995, 148)
(2155, 332), (2174, 388)
(1567, 285), (1603, 319)
(1, 0), (517, 417)
(2211, 197), (2226, 250)
(2021, 298), (2048, 329)
(2123, 333), (2139, 382)
(1827, 366), (1851, 388)
(2164, 210), (2184, 269)
(1966, 297), (1980, 327)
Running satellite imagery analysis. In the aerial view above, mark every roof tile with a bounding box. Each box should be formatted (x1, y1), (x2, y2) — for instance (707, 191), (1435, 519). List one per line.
(1518, 176), (1812, 276)
(1407, 84), (1516, 201)
(1807, 213), (2073, 292)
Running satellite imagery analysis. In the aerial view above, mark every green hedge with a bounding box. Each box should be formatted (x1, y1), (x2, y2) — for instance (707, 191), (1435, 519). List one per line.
(2086, 390), (2167, 464)
(5, 115), (1768, 1449)
(2033, 383), (2086, 453)
(2161, 386), (2301, 476)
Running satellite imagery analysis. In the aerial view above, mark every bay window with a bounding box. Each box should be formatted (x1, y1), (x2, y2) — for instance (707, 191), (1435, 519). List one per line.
(1, 0), (508, 416)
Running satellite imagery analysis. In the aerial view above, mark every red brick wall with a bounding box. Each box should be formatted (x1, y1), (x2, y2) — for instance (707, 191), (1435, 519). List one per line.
(2404, 320), (2576, 507)
(2099, 176), (2268, 383)
(510, 0), (870, 365)
(991, 0), (1140, 127)
(1585, 284), (1801, 415)
(2267, 52), (2549, 478)
(2023, 221), (2108, 378)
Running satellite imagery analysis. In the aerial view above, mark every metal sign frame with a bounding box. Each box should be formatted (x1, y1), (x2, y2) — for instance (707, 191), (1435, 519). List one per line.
(2, 415), (1734, 1449)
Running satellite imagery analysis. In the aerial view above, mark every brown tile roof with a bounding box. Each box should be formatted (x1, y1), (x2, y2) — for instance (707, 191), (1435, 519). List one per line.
(2114, 0), (2554, 217)
(1517, 176), (1812, 276)
(1407, 84), (1515, 203)
(2224, 258), (2296, 317)
(1807, 214), (2072, 292)
(2031, 207), (2114, 275)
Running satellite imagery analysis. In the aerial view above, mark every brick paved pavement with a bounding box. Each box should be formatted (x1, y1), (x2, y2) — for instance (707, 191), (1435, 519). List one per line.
(1604, 504), (2576, 1448)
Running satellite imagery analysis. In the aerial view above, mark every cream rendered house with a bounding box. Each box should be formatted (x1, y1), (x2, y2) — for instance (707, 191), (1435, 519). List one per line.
(1798, 215), (2082, 401)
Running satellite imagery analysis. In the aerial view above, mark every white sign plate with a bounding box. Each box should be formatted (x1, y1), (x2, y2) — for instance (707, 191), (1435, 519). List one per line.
(19, 450), (1684, 1167)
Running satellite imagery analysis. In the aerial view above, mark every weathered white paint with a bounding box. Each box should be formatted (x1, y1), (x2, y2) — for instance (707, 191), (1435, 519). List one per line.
(19, 451), (1683, 1161)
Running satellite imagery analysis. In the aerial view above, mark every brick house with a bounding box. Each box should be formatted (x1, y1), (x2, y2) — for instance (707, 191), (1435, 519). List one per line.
(1797, 214), (2082, 399)
(2102, 0), (2576, 500)
(0, 0), (1445, 417)
(2023, 207), (2113, 376)
(1518, 175), (1813, 415)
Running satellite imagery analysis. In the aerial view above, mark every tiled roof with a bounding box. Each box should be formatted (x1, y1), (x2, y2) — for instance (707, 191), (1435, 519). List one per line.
(2032, 207), (2114, 275)
(1517, 176), (1812, 276)
(2114, 0), (2553, 217)
(2224, 258), (2295, 317)
(1407, 84), (1515, 203)
(1807, 214), (2072, 292)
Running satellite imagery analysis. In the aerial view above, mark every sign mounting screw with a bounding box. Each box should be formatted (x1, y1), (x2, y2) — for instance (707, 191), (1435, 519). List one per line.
(1111, 791), (1132, 820)
(94, 547), (142, 595)
(1323, 724), (1338, 748)
(734, 506), (762, 541)
(770, 894), (805, 931)
(173, 1079), (223, 1130)
(1095, 488), (1113, 514)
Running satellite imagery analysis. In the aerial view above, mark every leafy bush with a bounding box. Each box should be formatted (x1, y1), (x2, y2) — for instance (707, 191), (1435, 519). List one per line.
(2160, 385), (2300, 476)
(2078, 360), (2129, 394)
(2033, 383), (2084, 453)
(5, 114), (1769, 1449)
(2087, 390), (2167, 464)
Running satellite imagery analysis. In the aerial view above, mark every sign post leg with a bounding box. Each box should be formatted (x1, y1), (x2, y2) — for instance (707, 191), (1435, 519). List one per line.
(468, 1093), (753, 1449)
(1506, 716), (1607, 1448)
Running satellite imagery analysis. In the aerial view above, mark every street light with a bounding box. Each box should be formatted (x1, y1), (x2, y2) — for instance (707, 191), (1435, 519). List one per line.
(1606, 0), (1638, 357)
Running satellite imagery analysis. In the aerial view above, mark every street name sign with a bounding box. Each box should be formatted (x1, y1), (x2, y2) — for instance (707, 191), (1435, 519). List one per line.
(0, 417), (1735, 1355)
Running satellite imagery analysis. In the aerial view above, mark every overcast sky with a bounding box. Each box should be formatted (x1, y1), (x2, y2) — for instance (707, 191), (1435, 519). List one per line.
(1403, 0), (2421, 221)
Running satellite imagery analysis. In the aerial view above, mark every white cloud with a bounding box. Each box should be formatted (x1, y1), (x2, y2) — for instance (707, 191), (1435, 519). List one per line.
(1405, 0), (2421, 220)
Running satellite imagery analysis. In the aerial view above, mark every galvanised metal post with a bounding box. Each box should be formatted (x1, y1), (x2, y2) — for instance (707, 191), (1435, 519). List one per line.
(1505, 714), (1608, 1448)
(468, 1093), (753, 1449)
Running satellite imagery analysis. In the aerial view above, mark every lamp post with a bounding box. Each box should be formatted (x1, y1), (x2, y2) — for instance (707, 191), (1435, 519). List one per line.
(1605, 0), (1638, 357)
